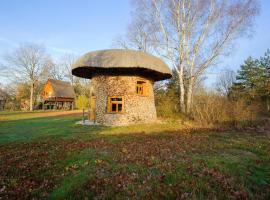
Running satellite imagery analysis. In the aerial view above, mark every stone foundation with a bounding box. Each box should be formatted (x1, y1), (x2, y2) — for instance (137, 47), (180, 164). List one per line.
(90, 75), (157, 126)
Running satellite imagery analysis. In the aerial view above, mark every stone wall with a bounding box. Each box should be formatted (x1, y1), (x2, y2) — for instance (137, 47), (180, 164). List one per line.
(91, 75), (157, 126)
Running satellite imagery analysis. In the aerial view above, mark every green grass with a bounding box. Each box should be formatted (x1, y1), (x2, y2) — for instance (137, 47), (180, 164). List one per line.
(1, 116), (73, 143)
(0, 111), (189, 144)
(0, 111), (269, 199)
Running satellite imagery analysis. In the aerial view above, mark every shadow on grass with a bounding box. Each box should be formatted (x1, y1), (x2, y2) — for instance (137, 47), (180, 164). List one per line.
(1, 112), (269, 145)
(0, 110), (210, 144)
(0, 117), (269, 199)
(51, 130), (270, 199)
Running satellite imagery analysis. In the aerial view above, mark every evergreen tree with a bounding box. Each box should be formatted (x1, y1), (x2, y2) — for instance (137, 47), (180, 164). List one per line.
(230, 50), (270, 112)
(259, 50), (270, 111)
(155, 69), (180, 116)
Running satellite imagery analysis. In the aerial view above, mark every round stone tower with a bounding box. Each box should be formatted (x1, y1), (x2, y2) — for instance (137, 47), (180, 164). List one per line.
(72, 49), (172, 126)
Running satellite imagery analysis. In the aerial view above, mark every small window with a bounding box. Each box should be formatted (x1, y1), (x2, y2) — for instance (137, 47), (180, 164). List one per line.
(118, 104), (122, 112)
(112, 103), (117, 112)
(108, 96), (124, 113)
(136, 80), (148, 96)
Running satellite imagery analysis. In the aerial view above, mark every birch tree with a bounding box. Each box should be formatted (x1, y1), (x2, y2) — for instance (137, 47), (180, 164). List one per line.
(116, 0), (259, 113)
(5, 44), (49, 111)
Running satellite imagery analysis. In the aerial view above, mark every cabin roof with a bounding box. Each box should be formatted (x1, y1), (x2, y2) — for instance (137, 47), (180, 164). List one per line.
(45, 79), (75, 98)
(72, 49), (172, 81)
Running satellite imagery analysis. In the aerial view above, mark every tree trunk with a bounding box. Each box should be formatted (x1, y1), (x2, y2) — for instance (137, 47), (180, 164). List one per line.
(186, 77), (194, 113)
(178, 69), (185, 113)
(30, 82), (34, 111)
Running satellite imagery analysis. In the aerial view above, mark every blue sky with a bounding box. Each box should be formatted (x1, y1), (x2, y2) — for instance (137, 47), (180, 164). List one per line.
(0, 0), (269, 86)
(0, 0), (131, 56)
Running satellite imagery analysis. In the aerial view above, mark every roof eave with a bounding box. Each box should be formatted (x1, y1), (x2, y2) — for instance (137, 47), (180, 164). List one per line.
(72, 66), (172, 81)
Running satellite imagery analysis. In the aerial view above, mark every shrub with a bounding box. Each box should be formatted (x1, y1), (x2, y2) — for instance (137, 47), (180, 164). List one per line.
(156, 97), (179, 118)
(75, 95), (88, 110)
(192, 93), (260, 128)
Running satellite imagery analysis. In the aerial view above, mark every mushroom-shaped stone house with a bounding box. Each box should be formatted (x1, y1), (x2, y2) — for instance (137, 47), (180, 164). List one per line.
(72, 49), (172, 126)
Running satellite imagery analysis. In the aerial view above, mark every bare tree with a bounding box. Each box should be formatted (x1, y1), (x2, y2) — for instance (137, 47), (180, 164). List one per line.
(216, 69), (236, 96)
(58, 53), (78, 86)
(116, 0), (259, 113)
(47, 59), (66, 81)
(0, 63), (11, 83)
(112, 10), (156, 53)
(5, 44), (50, 111)
(57, 53), (92, 99)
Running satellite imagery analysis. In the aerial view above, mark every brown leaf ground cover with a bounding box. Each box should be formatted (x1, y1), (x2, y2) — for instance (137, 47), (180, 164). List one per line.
(0, 111), (269, 199)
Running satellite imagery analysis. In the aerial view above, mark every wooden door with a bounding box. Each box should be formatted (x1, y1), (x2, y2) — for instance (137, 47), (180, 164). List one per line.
(90, 96), (96, 121)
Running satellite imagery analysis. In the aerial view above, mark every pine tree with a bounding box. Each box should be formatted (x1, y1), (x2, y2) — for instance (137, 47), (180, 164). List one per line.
(259, 50), (270, 111)
(230, 50), (270, 112)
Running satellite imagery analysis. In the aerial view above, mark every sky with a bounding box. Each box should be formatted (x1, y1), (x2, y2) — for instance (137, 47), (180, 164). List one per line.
(0, 0), (269, 86)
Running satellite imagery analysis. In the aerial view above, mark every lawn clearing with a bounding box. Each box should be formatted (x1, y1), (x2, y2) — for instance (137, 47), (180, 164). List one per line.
(0, 111), (269, 199)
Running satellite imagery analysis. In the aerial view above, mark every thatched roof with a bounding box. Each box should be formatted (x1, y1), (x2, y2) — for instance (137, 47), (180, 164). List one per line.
(72, 49), (172, 81)
(47, 79), (75, 98)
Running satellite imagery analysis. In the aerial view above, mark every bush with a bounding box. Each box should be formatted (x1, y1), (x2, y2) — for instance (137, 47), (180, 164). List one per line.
(156, 97), (179, 118)
(192, 93), (260, 128)
(75, 95), (88, 110)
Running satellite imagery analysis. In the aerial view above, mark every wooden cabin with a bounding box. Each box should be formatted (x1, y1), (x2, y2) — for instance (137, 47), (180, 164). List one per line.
(41, 79), (75, 110)
(72, 49), (172, 126)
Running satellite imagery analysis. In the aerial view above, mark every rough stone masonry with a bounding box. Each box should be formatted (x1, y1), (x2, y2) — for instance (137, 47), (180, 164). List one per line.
(91, 75), (156, 125)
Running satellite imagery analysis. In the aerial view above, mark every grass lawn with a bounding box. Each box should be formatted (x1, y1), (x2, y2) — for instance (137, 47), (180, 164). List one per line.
(0, 111), (269, 199)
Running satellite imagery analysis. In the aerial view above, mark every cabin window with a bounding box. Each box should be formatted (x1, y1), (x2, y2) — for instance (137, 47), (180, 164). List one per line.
(108, 97), (124, 113)
(136, 80), (148, 96)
